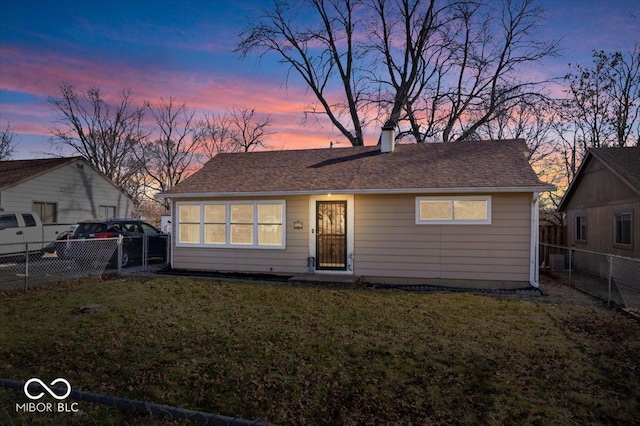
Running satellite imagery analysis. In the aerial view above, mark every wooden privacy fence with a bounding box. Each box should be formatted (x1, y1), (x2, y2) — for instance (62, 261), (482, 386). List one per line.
(539, 224), (567, 246)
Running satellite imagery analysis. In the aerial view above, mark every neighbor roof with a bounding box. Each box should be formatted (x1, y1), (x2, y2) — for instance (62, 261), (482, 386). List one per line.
(0, 156), (132, 202)
(160, 139), (552, 198)
(559, 146), (640, 211)
(0, 157), (82, 191)
(591, 147), (640, 194)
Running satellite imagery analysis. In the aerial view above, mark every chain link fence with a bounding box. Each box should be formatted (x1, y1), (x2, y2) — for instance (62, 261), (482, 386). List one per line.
(0, 235), (170, 292)
(0, 236), (280, 425)
(540, 243), (640, 309)
(0, 378), (273, 425)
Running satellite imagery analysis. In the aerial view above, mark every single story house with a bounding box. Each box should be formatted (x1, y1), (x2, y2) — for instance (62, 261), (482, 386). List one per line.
(0, 156), (133, 225)
(158, 132), (553, 288)
(558, 146), (640, 259)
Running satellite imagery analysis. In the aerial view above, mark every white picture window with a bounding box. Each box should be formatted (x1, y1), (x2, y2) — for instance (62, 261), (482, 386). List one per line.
(416, 196), (491, 225)
(176, 201), (286, 249)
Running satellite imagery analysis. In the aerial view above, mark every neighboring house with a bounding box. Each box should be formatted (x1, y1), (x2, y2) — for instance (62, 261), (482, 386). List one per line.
(0, 157), (133, 225)
(558, 147), (640, 259)
(158, 131), (553, 288)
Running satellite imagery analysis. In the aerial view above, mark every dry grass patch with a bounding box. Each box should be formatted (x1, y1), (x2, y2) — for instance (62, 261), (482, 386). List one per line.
(1, 276), (639, 424)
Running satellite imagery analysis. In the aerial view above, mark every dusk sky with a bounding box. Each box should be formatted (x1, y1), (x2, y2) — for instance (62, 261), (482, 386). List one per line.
(1, 0), (639, 160)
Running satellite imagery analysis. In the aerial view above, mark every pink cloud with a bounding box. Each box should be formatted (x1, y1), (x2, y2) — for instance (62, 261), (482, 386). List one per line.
(1, 45), (378, 157)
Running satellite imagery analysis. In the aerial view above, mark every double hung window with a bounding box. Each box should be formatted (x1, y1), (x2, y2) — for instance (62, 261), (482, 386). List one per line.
(33, 201), (58, 224)
(614, 212), (632, 248)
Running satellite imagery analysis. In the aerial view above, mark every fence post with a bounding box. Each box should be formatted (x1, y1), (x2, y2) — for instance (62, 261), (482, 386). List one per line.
(143, 234), (148, 272)
(117, 235), (123, 275)
(569, 246), (573, 287)
(24, 242), (29, 292)
(607, 255), (613, 307)
(165, 234), (171, 266)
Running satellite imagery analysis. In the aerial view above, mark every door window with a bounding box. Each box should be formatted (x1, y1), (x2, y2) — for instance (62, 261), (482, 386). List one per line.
(316, 201), (347, 270)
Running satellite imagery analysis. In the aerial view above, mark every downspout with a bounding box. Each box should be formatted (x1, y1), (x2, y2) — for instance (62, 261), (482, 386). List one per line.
(169, 198), (174, 269)
(529, 192), (540, 287)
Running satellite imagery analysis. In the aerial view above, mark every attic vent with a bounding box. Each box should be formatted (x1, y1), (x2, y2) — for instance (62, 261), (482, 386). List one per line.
(77, 163), (84, 169)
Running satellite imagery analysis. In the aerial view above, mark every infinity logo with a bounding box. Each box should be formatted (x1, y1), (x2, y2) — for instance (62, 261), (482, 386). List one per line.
(23, 378), (72, 400)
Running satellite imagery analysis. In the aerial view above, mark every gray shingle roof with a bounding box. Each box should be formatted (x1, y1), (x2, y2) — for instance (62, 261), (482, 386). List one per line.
(161, 139), (551, 197)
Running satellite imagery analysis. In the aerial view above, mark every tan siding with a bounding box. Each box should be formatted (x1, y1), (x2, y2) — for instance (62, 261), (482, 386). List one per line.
(354, 193), (532, 282)
(357, 246), (441, 256)
(172, 192), (533, 282)
(441, 270), (528, 281)
(172, 196), (310, 274)
(435, 234), (528, 244)
(439, 249), (529, 258)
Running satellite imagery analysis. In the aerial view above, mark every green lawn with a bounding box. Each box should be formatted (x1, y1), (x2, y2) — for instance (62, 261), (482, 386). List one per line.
(1, 276), (639, 425)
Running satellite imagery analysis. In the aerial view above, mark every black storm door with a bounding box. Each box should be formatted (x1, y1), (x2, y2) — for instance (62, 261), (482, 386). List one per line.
(316, 201), (347, 270)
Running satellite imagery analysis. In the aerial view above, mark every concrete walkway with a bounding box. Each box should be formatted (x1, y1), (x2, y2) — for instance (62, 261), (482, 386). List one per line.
(536, 275), (606, 307)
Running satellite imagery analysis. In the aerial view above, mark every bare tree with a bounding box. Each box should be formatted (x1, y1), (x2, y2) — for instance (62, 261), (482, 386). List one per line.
(0, 122), (17, 160)
(433, 0), (559, 142)
(564, 45), (640, 148)
(229, 107), (274, 152)
(365, 0), (452, 141)
(477, 95), (556, 163)
(199, 113), (239, 158)
(609, 44), (640, 146)
(199, 107), (274, 159)
(238, 0), (558, 145)
(237, 0), (367, 146)
(547, 43), (640, 215)
(139, 98), (202, 210)
(564, 54), (616, 149)
(478, 96), (568, 222)
(48, 82), (147, 197)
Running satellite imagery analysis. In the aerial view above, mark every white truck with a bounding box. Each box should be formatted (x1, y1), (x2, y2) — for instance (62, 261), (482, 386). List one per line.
(0, 212), (72, 259)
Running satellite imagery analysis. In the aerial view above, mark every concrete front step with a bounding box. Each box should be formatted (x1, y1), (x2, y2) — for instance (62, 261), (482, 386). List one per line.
(289, 274), (361, 285)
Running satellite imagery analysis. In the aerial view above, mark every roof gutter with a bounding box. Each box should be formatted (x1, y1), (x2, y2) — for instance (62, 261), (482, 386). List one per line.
(156, 185), (556, 199)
